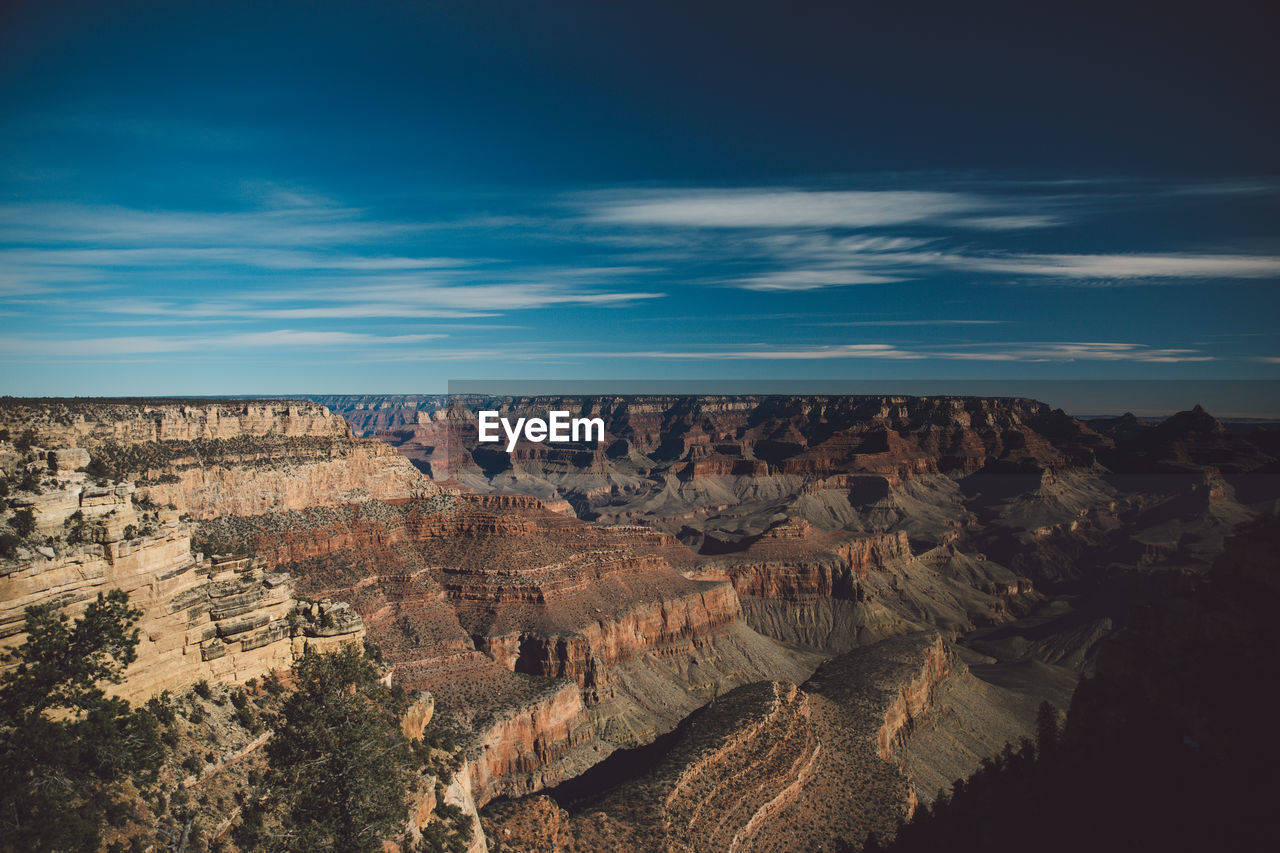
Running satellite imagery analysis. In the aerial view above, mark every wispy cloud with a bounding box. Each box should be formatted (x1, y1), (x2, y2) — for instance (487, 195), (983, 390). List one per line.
(736, 269), (903, 291)
(947, 252), (1280, 280)
(0, 247), (470, 271)
(567, 340), (1212, 363)
(1, 176), (1272, 384)
(0, 330), (446, 357)
(0, 202), (411, 246)
(723, 251), (1280, 290)
(587, 344), (928, 360)
(0, 198), (666, 321)
(576, 185), (1280, 291)
(581, 188), (1063, 230)
(930, 342), (1215, 363)
(60, 279), (664, 322)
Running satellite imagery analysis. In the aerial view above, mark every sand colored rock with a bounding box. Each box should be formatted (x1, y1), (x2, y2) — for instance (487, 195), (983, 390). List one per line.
(0, 520), (364, 701)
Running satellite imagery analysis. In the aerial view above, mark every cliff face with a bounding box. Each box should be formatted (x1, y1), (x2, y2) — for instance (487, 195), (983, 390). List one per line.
(482, 632), (1051, 853)
(0, 399), (436, 520)
(316, 395), (1114, 576)
(2, 399), (349, 446)
(0, 510), (363, 702)
(222, 492), (823, 806)
(0, 401), (394, 702)
(695, 518), (1035, 654)
(6, 396), (1266, 850)
(9, 395), (1070, 819)
(317, 393), (1108, 486)
(318, 395), (1280, 597)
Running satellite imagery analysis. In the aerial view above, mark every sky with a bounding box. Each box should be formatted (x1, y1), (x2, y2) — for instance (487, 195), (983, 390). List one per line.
(1, 1), (1278, 411)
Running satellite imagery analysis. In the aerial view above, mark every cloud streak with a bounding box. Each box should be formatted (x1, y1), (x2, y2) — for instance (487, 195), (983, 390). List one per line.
(582, 188), (1063, 230)
(0, 330), (447, 357)
(724, 251), (1280, 290)
(572, 341), (1214, 363)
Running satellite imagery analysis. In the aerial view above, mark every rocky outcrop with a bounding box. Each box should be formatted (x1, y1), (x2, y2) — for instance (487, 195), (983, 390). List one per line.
(695, 519), (1035, 654)
(481, 632), (1050, 853)
(0, 399), (438, 520)
(1, 399), (351, 446)
(0, 400), (398, 701)
(315, 395), (1112, 537)
(0, 513), (364, 701)
(212, 491), (823, 808)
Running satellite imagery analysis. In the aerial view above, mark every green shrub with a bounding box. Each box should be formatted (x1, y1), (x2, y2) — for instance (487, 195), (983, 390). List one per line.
(11, 507), (36, 538)
(19, 469), (40, 492)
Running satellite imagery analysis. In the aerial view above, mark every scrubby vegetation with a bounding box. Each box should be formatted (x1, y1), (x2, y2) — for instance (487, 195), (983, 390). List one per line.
(9, 507), (35, 538)
(0, 591), (166, 852)
(234, 644), (471, 853)
(81, 436), (359, 485)
(0, 588), (471, 852)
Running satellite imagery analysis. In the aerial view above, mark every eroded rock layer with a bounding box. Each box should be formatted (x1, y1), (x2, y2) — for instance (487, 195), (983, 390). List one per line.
(319, 395), (1280, 594)
(482, 631), (1068, 852)
(0, 400), (407, 700)
(216, 492), (826, 803)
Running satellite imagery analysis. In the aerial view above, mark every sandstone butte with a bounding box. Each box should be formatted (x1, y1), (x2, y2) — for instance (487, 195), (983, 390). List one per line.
(3, 395), (1276, 852)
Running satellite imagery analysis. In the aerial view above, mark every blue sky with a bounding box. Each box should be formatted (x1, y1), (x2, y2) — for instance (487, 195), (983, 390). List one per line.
(1, 1), (1278, 405)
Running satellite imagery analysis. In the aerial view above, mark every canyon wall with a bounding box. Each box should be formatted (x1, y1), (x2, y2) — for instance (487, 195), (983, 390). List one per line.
(0, 401), (394, 701)
(481, 632), (1043, 852)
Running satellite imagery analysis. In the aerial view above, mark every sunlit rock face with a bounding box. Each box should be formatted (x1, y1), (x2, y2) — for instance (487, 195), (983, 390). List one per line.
(0, 400), (393, 702)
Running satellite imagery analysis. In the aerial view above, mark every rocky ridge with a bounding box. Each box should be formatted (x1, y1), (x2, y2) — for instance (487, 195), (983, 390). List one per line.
(0, 400), (404, 699)
(482, 630), (1068, 852)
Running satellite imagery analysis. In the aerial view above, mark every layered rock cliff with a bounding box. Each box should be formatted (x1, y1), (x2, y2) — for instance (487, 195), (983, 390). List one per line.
(318, 395), (1280, 595)
(218, 491), (824, 805)
(0, 495), (364, 702)
(1, 399), (436, 519)
(0, 401), (394, 701)
(6, 396), (1266, 851)
(482, 631), (1066, 852)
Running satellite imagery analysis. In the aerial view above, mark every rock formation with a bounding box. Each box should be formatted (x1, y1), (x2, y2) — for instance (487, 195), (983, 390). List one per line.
(482, 631), (1071, 852)
(5, 395), (1272, 851)
(0, 401), (394, 701)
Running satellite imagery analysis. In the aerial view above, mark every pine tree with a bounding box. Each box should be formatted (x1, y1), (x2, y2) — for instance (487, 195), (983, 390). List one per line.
(0, 590), (165, 853)
(241, 645), (415, 853)
(1035, 701), (1060, 756)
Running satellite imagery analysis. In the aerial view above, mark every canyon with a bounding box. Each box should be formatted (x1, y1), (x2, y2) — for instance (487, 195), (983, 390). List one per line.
(3, 395), (1276, 851)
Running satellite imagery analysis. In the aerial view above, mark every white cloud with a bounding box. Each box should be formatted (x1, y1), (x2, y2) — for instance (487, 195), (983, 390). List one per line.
(0, 330), (446, 357)
(0, 247), (469, 271)
(562, 340), (1214, 364)
(736, 269), (903, 291)
(0, 203), (421, 246)
(951, 215), (1065, 230)
(949, 253), (1280, 280)
(720, 250), (1280, 290)
(932, 342), (1215, 363)
(583, 189), (1053, 230)
(594, 344), (928, 360)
